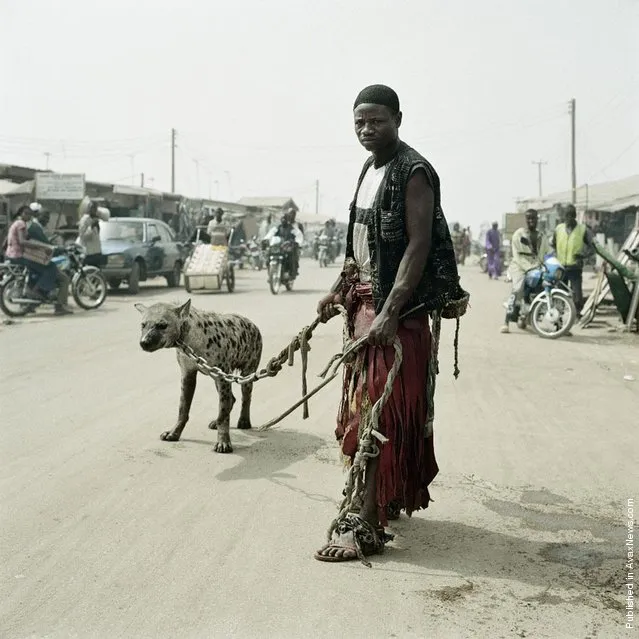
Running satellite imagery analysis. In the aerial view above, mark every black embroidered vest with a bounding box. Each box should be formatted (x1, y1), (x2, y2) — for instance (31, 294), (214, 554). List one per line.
(345, 141), (465, 315)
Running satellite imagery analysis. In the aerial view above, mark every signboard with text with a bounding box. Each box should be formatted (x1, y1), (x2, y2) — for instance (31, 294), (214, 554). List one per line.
(35, 173), (86, 201)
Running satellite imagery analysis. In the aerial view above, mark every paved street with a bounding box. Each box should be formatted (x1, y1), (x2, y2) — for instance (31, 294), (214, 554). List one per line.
(1, 260), (636, 639)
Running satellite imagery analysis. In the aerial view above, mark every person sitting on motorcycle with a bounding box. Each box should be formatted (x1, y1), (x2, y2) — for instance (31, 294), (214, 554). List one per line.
(501, 209), (548, 334)
(287, 207), (305, 237)
(321, 219), (338, 261)
(27, 207), (73, 315)
(263, 213), (301, 277)
(286, 208), (305, 271)
(4, 205), (71, 315)
(312, 233), (321, 260)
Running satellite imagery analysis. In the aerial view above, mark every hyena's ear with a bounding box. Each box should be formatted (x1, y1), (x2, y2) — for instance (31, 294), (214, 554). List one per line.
(177, 299), (192, 317)
(134, 303), (148, 314)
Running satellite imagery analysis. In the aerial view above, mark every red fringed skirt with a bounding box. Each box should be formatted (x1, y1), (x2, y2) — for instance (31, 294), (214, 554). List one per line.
(336, 283), (438, 525)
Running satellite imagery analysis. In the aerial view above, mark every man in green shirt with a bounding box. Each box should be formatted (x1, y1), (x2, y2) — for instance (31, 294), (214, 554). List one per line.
(550, 204), (593, 314)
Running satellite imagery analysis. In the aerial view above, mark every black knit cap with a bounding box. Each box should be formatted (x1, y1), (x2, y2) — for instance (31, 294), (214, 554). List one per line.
(353, 84), (400, 113)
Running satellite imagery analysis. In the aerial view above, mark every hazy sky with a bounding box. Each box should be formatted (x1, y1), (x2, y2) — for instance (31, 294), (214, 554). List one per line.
(1, 0), (637, 228)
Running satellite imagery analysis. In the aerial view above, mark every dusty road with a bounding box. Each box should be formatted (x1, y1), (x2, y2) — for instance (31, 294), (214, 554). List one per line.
(1, 261), (637, 638)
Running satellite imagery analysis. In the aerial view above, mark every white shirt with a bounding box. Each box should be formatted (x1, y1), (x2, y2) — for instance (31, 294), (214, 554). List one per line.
(353, 164), (387, 282)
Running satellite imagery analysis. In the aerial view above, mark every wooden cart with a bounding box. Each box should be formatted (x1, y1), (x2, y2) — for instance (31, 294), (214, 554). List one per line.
(183, 230), (235, 294)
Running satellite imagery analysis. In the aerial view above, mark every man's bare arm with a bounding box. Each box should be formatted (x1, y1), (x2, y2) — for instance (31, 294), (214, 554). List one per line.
(380, 169), (434, 319)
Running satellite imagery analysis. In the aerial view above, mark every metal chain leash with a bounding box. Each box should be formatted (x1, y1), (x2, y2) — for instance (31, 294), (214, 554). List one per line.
(176, 302), (433, 431)
(176, 313), (326, 385)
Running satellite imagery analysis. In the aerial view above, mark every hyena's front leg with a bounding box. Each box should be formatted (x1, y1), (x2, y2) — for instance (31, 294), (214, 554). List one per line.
(212, 379), (235, 453)
(161, 367), (197, 442)
(237, 381), (253, 429)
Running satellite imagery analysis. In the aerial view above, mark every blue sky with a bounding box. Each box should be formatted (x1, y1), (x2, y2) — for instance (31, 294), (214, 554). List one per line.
(1, 0), (637, 229)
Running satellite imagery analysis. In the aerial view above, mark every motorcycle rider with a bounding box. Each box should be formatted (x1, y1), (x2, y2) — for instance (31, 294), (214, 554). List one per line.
(27, 206), (73, 315)
(286, 207), (305, 272)
(312, 233), (321, 260)
(263, 212), (302, 277)
(501, 209), (548, 334)
(4, 205), (71, 315)
(318, 219), (337, 262)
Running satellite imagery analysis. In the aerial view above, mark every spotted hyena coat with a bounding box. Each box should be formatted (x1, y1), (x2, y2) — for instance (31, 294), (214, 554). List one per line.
(135, 299), (263, 453)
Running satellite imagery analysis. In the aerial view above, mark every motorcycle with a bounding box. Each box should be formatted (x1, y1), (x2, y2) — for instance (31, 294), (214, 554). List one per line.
(317, 235), (337, 267)
(327, 238), (338, 264)
(266, 235), (296, 295)
(509, 255), (576, 339)
(0, 244), (108, 317)
(247, 237), (263, 271)
(317, 236), (330, 268)
(228, 240), (247, 270)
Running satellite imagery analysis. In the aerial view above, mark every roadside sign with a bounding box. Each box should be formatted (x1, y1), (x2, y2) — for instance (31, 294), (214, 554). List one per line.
(35, 173), (86, 201)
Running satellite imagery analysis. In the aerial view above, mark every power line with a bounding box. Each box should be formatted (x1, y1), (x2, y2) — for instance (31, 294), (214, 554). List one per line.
(587, 133), (639, 182)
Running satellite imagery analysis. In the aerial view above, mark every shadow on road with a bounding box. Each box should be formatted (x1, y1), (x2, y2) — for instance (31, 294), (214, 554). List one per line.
(208, 429), (326, 482)
(374, 516), (622, 604)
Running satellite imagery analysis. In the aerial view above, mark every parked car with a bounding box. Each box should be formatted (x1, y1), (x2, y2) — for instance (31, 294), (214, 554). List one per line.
(100, 217), (185, 294)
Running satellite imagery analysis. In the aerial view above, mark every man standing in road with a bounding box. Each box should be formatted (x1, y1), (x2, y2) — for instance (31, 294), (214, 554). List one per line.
(550, 204), (593, 315)
(485, 222), (502, 279)
(501, 209), (548, 333)
(315, 84), (466, 564)
(77, 197), (110, 268)
(451, 222), (465, 265)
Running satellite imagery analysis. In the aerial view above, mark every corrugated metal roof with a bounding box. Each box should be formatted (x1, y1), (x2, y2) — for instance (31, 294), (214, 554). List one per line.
(3, 179), (35, 195)
(517, 174), (639, 213)
(0, 179), (21, 195)
(112, 184), (164, 198)
(236, 196), (298, 209)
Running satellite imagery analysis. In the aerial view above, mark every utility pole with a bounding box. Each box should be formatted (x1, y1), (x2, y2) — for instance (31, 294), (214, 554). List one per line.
(569, 98), (576, 205)
(171, 128), (176, 193)
(44, 152), (51, 170)
(531, 160), (547, 197)
(140, 173), (145, 188)
(315, 179), (319, 215)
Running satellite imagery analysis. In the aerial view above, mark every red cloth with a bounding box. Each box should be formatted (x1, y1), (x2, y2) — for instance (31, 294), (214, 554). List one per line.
(336, 283), (438, 525)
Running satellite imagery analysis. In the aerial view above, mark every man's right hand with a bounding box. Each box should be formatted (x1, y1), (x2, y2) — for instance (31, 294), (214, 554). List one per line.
(317, 292), (342, 323)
